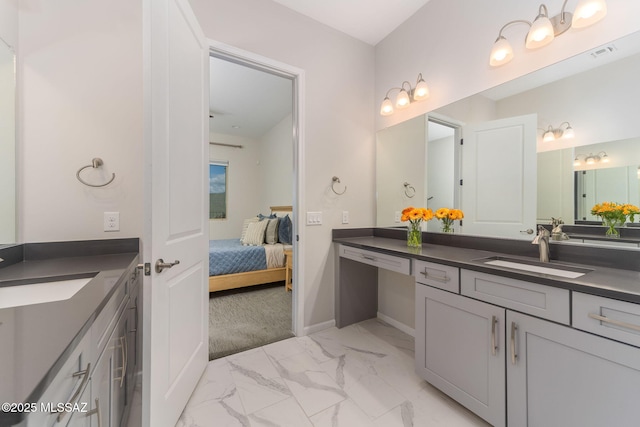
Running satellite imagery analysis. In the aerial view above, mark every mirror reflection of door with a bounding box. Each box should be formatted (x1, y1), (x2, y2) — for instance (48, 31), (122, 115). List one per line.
(426, 118), (458, 232)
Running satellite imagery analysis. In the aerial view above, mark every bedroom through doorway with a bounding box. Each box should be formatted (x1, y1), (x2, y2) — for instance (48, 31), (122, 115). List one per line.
(207, 52), (297, 360)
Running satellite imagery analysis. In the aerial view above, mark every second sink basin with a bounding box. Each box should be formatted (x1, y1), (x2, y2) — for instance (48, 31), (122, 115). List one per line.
(477, 256), (592, 279)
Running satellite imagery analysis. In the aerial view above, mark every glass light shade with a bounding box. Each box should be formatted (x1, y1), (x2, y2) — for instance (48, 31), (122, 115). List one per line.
(543, 131), (555, 142)
(601, 154), (609, 163)
(380, 97), (394, 116)
(413, 80), (429, 101)
(562, 126), (575, 139)
(489, 37), (513, 67)
(526, 16), (555, 49)
(586, 156), (595, 165)
(572, 0), (607, 28)
(395, 89), (411, 109)
(573, 158), (581, 167)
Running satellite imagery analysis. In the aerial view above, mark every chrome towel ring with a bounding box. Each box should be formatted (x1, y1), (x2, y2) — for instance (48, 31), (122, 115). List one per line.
(76, 158), (116, 188)
(404, 182), (416, 198)
(331, 176), (347, 195)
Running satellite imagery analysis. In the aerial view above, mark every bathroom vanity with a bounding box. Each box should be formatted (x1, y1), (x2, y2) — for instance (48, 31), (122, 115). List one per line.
(334, 228), (640, 426)
(0, 239), (141, 427)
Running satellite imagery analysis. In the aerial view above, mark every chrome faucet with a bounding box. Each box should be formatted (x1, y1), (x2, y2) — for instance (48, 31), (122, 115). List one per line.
(532, 225), (550, 262)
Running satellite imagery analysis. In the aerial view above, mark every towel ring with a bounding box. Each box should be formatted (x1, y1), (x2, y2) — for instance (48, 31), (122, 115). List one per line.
(404, 182), (416, 198)
(76, 158), (116, 188)
(331, 176), (347, 195)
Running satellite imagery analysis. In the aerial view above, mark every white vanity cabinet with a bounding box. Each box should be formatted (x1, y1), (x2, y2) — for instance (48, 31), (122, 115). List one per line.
(507, 310), (640, 427)
(416, 284), (506, 427)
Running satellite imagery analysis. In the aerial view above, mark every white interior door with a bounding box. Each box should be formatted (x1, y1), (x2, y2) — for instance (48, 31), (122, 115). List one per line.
(143, 0), (209, 426)
(461, 114), (537, 239)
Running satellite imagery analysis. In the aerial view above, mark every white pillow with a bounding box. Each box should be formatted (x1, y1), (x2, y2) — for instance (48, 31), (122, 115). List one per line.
(240, 217), (259, 241)
(242, 220), (269, 246)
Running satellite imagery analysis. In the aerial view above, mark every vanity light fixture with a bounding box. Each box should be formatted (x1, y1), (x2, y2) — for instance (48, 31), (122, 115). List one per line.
(489, 0), (608, 67)
(542, 122), (575, 142)
(573, 151), (609, 166)
(380, 73), (429, 116)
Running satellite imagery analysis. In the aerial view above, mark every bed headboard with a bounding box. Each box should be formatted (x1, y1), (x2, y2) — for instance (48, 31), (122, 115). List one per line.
(270, 206), (292, 214)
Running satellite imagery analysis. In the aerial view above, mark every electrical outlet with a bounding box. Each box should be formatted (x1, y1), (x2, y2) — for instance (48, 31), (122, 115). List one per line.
(394, 211), (401, 223)
(342, 211), (349, 224)
(104, 212), (120, 232)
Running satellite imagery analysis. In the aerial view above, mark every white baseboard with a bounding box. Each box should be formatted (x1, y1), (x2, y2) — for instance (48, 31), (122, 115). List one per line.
(377, 312), (415, 337)
(303, 319), (335, 336)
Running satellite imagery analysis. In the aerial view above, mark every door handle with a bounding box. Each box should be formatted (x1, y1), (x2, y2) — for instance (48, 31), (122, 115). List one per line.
(491, 316), (498, 356)
(510, 321), (518, 365)
(155, 259), (180, 273)
(520, 229), (534, 234)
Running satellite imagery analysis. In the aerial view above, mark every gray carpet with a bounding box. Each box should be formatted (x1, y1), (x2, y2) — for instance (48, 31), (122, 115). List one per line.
(209, 283), (294, 360)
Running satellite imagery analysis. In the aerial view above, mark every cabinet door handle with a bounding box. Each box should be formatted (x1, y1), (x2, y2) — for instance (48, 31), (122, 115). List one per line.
(588, 312), (640, 333)
(420, 269), (450, 283)
(510, 322), (518, 365)
(491, 316), (498, 356)
(55, 363), (91, 422)
(86, 398), (102, 427)
(114, 336), (127, 388)
(361, 255), (377, 261)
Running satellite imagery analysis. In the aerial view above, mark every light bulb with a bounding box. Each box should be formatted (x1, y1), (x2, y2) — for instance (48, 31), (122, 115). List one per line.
(526, 15), (555, 49)
(601, 154), (609, 163)
(396, 89), (410, 109)
(562, 126), (575, 139)
(586, 157), (595, 165)
(543, 130), (555, 142)
(489, 37), (513, 67)
(380, 97), (394, 116)
(414, 79), (429, 101)
(573, 158), (581, 167)
(573, 0), (607, 28)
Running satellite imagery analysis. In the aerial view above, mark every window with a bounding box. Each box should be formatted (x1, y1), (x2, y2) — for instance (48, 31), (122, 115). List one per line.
(209, 162), (227, 219)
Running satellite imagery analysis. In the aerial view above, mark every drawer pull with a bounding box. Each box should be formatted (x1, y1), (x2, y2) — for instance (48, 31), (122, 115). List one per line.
(86, 398), (102, 427)
(361, 255), (377, 261)
(56, 363), (91, 422)
(491, 316), (498, 356)
(510, 322), (518, 365)
(588, 313), (640, 333)
(420, 269), (450, 283)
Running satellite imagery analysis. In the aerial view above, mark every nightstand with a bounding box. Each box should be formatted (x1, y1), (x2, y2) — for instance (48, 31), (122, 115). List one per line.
(284, 249), (293, 291)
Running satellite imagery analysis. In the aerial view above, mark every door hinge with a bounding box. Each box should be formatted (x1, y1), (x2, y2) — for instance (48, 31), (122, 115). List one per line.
(459, 220), (463, 226)
(296, 235), (299, 242)
(459, 179), (463, 186)
(460, 139), (464, 145)
(582, 194), (586, 198)
(137, 263), (151, 276)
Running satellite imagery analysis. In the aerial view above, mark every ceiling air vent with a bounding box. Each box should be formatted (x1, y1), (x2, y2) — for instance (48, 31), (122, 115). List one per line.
(590, 45), (617, 59)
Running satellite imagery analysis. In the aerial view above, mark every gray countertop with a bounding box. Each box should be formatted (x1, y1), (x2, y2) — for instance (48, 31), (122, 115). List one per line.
(334, 235), (640, 304)
(0, 241), (138, 426)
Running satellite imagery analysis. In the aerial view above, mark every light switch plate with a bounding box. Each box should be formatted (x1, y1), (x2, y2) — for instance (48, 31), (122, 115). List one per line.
(306, 211), (322, 225)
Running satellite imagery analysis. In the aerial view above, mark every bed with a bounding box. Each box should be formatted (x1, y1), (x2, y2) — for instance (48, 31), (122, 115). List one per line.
(208, 206), (293, 292)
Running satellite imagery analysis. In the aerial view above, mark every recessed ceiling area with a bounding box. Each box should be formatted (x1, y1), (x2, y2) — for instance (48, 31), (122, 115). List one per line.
(271, 0), (432, 46)
(209, 56), (293, 139)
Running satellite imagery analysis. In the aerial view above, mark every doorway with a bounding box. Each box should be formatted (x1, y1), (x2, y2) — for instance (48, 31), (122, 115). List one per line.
(207, 47), (301, 359)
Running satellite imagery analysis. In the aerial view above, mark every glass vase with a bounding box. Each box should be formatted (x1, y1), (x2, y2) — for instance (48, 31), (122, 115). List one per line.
(407, 222), (422, 247)
(603, 217), (625, 238)
(441, 219), (454, 233)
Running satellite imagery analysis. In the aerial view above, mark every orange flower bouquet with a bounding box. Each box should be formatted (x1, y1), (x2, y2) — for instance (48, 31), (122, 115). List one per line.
(591, 202), (640, 237)
(435, 208), (464, 233)
(401, 207), (434, 247)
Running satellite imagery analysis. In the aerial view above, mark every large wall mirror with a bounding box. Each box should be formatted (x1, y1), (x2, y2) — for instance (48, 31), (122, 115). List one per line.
(377, 30), (640, 242)
(0, 37), (16, 246)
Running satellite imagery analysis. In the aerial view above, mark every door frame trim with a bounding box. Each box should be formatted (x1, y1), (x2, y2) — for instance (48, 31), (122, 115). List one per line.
(207, 40), (305, 337)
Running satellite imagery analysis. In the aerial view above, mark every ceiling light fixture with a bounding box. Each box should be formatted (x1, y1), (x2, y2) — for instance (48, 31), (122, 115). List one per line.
(573, 151), (609, 166)
(380, 73), (429, 116)
(542, 122), (575, 142)
(489, 0), (608, 67)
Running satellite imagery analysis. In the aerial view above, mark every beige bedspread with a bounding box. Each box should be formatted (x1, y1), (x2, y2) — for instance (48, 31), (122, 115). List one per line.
(264, 243), (285, 269)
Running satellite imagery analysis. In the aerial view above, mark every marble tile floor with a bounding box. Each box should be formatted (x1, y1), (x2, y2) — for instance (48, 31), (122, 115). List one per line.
(176, 318), (491, 427)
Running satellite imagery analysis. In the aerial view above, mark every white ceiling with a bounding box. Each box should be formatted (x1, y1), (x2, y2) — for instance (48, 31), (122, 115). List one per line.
(271, 0), (432, 46)
(209, 56), (293, 139)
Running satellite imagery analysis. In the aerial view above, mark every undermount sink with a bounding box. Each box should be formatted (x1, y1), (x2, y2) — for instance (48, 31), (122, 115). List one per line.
(476, 256), (592, 279)
(0, 277), (94, 309)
